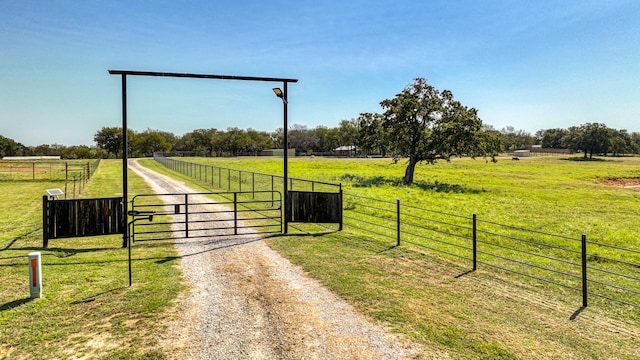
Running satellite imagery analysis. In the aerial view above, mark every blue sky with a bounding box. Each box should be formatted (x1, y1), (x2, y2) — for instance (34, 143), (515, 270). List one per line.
(1, 0), (639, 146)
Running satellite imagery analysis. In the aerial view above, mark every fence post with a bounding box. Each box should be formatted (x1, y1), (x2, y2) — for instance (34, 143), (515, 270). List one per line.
(252, 173), (255, 199)
(32, 162), (35, 180)
(184, 194), (189, 238)
(581, 234), (588, 307)
(339, 184), (343, 231)
(472, 213), (477, 271)
(42, 196), (49, 248)
(397, 199), (401, 246)
(233, 192), (238, 235)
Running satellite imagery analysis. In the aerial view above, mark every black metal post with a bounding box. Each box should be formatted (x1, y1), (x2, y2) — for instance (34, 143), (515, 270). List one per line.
(185, 194), (189, 238)
(397, 199), (401, 246)
(339, 183), (343, 231)
(472, 213), (477, 271)
(283, 81), (289, 234)
(42, 196), (48, 248)
(581, 234), (588, 307)
(234, 192), (238, 235)
(118, 74), (132, 286)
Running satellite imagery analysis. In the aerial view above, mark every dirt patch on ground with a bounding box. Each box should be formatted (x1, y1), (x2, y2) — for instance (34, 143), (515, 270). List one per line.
(600, 178), (640, 188)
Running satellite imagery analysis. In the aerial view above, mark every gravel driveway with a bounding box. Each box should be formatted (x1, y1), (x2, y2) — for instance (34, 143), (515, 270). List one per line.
(128, 160), (422, 359)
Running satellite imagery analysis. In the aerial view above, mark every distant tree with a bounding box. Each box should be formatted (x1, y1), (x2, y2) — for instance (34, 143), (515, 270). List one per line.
(337, 119), (359, 147)
(223, 127), (250, 156)
(135, 129), (172, 157)
(500, 126), (535, 150)
(245, 129), (274, 155)
(581, 122), (611, 159)
(94, 127), (123, 158)
(380, 78), (498, 184)
(357, 112), (387, 156)
(288, 124), (318, 154)
(538, 128), (568, 148)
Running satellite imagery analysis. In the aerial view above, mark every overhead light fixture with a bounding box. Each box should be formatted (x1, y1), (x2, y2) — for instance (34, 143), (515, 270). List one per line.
(273, 87), (287, 103)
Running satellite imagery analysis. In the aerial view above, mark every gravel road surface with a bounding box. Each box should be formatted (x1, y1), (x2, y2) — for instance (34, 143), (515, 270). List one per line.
(128, 160), (423, 359)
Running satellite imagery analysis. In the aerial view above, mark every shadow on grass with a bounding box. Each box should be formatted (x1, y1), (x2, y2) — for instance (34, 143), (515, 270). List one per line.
(569, 306), (587, 320)
(1, 228), (41, 251)
(71, 287), (127, 305)
(339, 174), (483, 194)
(0, 297), (34, 312)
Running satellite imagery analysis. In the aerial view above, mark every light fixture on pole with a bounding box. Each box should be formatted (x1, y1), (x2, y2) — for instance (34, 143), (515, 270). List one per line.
(273, 87), (287, 104)
(273, 85), (289, 233)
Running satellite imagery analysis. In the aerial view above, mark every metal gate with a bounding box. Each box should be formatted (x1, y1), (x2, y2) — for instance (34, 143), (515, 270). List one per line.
(130, 191), (282, 242)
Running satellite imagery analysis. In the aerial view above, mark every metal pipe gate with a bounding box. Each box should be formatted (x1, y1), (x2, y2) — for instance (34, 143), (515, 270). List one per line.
(130, 191), (282, 242)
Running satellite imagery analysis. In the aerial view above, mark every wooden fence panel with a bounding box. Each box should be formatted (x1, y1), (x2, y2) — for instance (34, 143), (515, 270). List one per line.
(43, 196), (124, 247)
(286, 191), (342, 224)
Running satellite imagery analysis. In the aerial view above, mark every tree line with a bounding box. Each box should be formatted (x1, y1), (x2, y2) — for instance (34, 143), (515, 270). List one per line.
(2, 78), (639, 169)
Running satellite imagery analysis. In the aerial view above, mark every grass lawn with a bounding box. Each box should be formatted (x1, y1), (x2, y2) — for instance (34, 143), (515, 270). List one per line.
(180, 154), (640, 248)
(162, 154), (640, 359)
(0, 159), (183, 359)
(2, 156), (638, 359)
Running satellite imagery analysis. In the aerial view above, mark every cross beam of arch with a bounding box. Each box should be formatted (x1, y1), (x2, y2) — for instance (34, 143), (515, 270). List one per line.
(109, 69), (298, 285)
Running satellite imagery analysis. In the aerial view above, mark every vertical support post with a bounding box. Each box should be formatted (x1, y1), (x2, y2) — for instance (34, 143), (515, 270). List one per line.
(472, 213), (477, 271)
(32, 162), (35, 180)
(339, 183), (343, 231)
(581, 234), (588, 307)
(283, 81), (289, 234)
(28, 252), (42, 298)
(184, 194), (189, 238)
(239, 171), (242, 192)
(396, 199), (401, 246)
(42, 196), (49, 248)
(234, 192), (238, 235)
(252, 173), (255, 199)
(65, 162), (69, 182)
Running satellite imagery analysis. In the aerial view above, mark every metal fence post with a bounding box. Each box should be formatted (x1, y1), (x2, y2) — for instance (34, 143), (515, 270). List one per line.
(42, 196), (49, 248)
(473, 213), (477, 271)
(581, 234), (588, 307)
(397, 199), (401, 246)
(339, 183), (343, 231)
(234, 192), (238, 235)
(184, 194), (189, 238)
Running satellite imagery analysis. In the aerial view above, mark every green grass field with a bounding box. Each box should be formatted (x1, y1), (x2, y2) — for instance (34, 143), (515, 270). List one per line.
(178, 154), (640, 247)
(1, 156), (639, 359)
(0, 160), (183, 359)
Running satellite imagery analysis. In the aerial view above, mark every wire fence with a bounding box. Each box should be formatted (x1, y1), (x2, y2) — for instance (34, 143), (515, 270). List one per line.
(1, 159), (100, 199)
(154, 154), (640, 309)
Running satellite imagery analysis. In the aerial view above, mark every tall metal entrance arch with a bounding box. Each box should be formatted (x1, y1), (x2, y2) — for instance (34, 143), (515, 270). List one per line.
(108, 69), (298, 252)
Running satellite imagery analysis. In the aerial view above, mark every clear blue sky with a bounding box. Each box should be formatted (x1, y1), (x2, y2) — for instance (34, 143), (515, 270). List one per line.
(1, 0), (639, 146)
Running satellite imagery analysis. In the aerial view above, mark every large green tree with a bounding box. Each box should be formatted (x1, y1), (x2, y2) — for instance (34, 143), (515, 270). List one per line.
(94, 126), (123, 158)
(379, 78), (497, 184)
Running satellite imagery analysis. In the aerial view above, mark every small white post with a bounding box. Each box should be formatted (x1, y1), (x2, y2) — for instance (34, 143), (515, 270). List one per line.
(28, 252), (42, 298)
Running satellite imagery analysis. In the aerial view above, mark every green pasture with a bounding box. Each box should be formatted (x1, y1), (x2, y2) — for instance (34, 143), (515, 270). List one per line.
(0, 159), (98, 182)
(180, 155), (640, 247)
(153, 155), (640, 359)
(173, 154), (640, 312)
(1, 156), (638, 359)
(0, 160), (182, 359)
